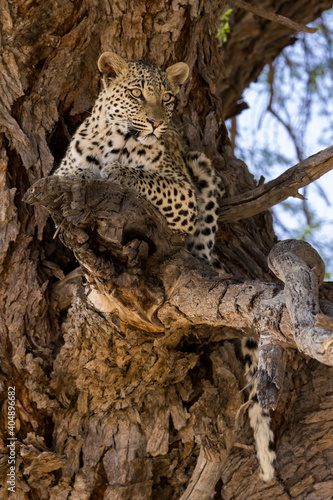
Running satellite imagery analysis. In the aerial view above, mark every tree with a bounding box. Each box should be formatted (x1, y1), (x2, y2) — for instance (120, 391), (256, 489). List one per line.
(1, 1), (333, 499)
(233, 9), (333, 276)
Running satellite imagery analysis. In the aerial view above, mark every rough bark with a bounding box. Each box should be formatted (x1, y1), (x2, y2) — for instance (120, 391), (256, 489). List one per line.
(1, 1), (333, 499)
(21, 174), (333, 500)
(219, 145), (333, 222)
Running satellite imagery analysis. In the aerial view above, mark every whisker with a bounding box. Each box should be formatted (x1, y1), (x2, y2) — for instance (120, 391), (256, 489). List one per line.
(170, 119), (192, 132)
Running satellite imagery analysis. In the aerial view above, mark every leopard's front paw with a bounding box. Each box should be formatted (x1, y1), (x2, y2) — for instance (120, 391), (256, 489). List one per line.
(100, 162), (123, 182)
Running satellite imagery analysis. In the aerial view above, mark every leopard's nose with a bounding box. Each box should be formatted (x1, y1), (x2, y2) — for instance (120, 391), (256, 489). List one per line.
(147, 118), (163, 129)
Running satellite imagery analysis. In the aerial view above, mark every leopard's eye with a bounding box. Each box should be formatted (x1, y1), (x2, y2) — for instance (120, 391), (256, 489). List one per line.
(162, 93), (173, 103)
(130, 88), (143, 98)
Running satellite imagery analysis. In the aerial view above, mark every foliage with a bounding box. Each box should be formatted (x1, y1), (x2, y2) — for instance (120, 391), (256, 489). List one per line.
(216, 8), (233, 45)
(231, 10), (333, 278)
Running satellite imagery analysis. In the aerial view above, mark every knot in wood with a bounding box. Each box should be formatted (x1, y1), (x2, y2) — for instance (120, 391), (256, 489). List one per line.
(268, 239), (325, 286)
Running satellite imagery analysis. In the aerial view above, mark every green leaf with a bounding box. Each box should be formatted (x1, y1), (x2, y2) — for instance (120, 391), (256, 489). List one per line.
(216, 8), (233, 45)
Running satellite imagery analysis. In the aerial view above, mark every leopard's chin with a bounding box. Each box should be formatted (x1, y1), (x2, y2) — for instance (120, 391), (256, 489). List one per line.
(128, 125), (160, 144)
(137, 133), (159, 145)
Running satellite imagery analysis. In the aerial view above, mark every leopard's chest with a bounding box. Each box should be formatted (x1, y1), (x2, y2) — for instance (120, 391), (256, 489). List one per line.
(79, 123), (186, 176)
(119, 142), (166, 172)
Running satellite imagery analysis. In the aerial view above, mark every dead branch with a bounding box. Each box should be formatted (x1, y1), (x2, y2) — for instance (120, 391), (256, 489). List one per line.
(230, 0), (317, 33)
(24, 176), (184, 332)
(268, 240), (333, 365)
(219, 145), (333, 222)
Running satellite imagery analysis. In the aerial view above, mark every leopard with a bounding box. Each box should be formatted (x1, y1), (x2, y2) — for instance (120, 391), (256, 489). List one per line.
(53, 52), (276, 482)
(54, 52), (221, 263)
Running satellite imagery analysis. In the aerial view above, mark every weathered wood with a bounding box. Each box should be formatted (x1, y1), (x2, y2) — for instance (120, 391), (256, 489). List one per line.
(257, 334), (286, 410)
(179, 447), (224, 500)
(25, 177), (333, 367)
(268, 240), (333, 365)
(219, 145), (333, 222)
(14, 171), (333, 498)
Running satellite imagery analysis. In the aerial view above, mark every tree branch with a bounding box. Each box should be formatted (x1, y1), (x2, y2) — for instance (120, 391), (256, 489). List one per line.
(23, 176), (333, 498)
(23, 176), (187, 332)
(24, 177), (333, 366)
(230, 0), (317, 33)
(219, 145), (333, 222)
(268, 240), (333, 365)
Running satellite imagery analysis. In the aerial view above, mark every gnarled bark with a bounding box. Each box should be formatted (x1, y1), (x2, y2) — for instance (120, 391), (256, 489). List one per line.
(1, 1), (333, 499)
(21, 175), (333, 499)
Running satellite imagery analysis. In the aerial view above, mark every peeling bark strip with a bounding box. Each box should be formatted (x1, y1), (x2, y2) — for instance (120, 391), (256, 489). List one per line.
(0, 150), (19, 274)
(179, 447), (224, 500)
(268, 240), (333, 365)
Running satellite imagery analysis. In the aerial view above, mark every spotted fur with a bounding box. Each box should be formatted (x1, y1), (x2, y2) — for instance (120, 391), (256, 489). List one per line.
(241, 338), (276, 481)
(54, 52), (275, 481)
(55, 52), (221, 261)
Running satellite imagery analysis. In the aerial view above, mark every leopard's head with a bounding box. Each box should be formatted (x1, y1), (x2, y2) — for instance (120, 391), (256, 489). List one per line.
(98, 52), (189, 144)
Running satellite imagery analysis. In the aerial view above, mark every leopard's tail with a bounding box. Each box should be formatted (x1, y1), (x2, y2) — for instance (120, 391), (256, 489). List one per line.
(241, 338), (276, 482)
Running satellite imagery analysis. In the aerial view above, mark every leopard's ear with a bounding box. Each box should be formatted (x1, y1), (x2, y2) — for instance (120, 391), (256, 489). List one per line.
(166, 62), (189, 93)
(98, 52), (129, 79)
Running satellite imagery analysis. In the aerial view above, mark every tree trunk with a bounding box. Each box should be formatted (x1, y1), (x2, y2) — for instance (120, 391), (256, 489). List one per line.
(1, 1), (333, 499)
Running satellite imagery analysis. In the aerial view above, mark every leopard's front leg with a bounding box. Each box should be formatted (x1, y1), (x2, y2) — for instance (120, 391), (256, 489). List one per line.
(100, 162), (197, 234)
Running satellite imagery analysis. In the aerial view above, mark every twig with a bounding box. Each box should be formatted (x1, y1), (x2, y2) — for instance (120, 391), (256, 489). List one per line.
(267, 63), (303, 162)
(230, 0), (317, 33)
(219, 145), (333, 223)
(267, 104), (303, 162)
